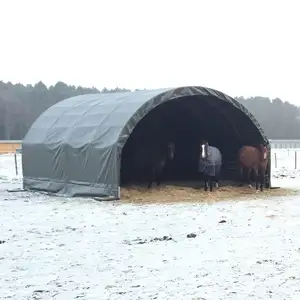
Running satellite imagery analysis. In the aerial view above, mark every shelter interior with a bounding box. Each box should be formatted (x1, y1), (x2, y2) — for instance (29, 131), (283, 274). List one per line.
(120, 95), (265, 186)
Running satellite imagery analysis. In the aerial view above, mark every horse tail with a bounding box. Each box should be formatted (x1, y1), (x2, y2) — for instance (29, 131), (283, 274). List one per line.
(237, 147), (246, 182)
(237, 146), (245, 162)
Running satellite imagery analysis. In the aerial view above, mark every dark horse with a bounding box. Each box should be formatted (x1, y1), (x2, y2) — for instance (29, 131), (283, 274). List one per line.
(238, 144), (269, 191)
(198, 140), (222, 192)
(132, 141), (175, 188)
(145, 141), (175, 188)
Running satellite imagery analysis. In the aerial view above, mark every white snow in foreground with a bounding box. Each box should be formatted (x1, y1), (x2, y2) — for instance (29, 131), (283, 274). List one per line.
(0, 150), (300, 300)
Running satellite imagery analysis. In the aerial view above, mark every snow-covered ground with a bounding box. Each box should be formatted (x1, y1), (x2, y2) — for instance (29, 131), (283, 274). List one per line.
(1, 150), (300, 300)
(271, 148), (300, 188)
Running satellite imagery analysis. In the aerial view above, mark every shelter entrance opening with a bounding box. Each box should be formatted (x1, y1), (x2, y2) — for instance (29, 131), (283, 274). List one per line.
(121, 95), (262, 187)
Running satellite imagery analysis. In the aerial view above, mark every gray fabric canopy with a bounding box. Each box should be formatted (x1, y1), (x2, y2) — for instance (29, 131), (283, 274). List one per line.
(22, 86), (270, 199)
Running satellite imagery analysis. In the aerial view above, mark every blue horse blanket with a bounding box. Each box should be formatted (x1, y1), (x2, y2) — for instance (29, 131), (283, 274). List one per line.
(198, 145), (222, 177)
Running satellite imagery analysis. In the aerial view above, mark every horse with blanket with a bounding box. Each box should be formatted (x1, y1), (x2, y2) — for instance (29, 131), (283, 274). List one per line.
(198, 140), (222, 192)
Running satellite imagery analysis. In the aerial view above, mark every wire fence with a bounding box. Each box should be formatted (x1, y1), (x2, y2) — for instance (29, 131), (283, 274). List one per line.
(272, 148), (300, 169)
(2, 140), (300, 174)
(269, 139), (300, 149)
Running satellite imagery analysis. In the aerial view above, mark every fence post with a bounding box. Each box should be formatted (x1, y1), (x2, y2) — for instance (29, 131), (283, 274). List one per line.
(274, 152), (277, 168)
(295, 151), (297, 169)
(14, 153), (18, 176)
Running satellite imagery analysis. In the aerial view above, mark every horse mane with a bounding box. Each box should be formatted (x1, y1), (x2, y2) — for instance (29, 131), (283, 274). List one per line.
(258, 144), (268, 161)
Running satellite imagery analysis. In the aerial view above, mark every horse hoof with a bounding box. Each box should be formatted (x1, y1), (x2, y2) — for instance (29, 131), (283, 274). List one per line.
(215, 183), (219, 188)
(248, 184), (253, 189)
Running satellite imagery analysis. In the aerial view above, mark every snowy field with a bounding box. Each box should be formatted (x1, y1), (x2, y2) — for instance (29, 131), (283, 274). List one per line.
(1, 150), (300, 300)
(271, 148), (300, 187)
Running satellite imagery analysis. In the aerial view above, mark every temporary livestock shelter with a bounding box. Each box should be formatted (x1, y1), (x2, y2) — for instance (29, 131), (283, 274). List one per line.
(22, 86), (271, 199)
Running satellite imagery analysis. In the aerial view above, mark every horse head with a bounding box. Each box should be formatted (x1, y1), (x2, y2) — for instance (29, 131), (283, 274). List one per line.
(200, 140), (209, 159)
(167, 142), (175, 160)
(259, 143), (268, 161)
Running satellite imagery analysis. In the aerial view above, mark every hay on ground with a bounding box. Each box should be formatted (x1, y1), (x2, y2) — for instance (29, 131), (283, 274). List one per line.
(121, 182), (296, 204)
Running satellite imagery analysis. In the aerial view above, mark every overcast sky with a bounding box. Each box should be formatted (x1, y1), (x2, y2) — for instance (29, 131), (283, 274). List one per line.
(1, 0), (299, 104)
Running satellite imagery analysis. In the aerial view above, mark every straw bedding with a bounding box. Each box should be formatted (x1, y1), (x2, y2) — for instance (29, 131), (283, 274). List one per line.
(121, 182), (296, 204)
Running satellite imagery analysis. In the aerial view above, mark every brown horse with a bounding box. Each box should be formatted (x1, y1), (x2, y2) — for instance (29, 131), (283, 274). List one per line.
(238, 144), (269, 191)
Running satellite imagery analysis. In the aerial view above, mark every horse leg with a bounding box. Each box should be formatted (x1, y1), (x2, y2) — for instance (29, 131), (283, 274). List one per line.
(215, 175), (219, 188)
(209, 176), (213, 192)
(254, 168), (259, 191)
(155, 160), (166, 187)
(247, 168), (253, 188)
(156, 162), (165, 187)
(147, 167), (154, 189)
(204, 174), (208, 191)
(259, 167), (265, 192)
(215, 167), (221, 188)
(238, 167), (244, 187)
(156, 170), (162, 186)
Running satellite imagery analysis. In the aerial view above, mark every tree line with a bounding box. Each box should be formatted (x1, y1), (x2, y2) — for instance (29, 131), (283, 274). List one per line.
(0, 80), (299, 140)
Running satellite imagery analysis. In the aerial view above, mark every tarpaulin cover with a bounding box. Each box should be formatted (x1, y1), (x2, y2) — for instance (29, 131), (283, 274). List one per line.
(22, 86), (269, 199)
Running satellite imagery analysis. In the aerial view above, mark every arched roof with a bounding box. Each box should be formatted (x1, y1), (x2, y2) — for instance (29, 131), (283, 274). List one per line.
(22, 86), (269, 199)
(24, 86), (268, 149)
